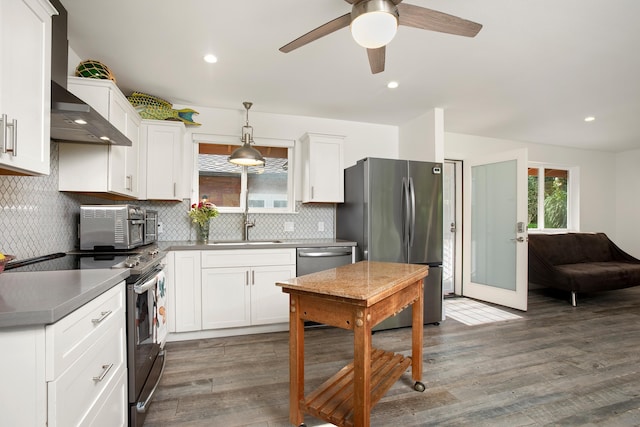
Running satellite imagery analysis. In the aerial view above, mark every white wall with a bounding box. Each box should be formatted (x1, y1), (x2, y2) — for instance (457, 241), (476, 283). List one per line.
(445, 132), (618, 241)
(399, 108), (444, 163)
(174, 103), (399, 201)
(615, 149), (640, 257)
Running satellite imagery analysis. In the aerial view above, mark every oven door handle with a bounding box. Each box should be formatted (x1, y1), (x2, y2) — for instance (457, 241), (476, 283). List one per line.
(136, 349), (167, 413)
(134, 275), (158, 294)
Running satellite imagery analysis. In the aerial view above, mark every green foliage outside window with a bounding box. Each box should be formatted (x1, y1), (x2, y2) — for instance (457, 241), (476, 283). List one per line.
(544, 177), (567, 228)
(527, 175), (538, 228)
(528, 170), (568, 229)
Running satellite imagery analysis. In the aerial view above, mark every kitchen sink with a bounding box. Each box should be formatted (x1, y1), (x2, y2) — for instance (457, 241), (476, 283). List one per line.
(208, 240), (283, 245)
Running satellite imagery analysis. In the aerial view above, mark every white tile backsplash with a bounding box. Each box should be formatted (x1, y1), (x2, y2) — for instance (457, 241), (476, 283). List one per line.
(0, 142), (335, 259)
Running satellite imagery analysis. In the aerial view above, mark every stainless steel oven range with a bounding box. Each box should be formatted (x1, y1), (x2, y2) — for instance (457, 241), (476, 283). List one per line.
(5, 245), (168, 427)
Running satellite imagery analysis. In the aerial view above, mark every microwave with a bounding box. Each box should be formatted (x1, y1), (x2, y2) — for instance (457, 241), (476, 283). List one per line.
(80, 205), (145, 250)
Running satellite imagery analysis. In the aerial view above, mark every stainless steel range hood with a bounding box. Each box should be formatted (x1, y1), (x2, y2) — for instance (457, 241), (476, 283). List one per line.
(49, 0), (132, 146)
(51, 80), (132, 146)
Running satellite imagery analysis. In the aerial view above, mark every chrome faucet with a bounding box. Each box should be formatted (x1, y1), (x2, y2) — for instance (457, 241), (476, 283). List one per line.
(242, 213), (255, 241)
(242, 186), (255, 241)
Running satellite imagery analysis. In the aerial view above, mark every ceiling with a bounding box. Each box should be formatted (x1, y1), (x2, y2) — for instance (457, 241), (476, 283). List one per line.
(60, 0), (640, 153)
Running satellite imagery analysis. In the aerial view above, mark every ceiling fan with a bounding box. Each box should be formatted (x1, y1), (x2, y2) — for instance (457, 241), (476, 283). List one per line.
(279, 0), (482, 74)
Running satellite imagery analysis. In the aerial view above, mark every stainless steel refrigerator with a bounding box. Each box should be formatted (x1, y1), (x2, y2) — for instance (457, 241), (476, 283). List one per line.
(336, 157), (443, 331)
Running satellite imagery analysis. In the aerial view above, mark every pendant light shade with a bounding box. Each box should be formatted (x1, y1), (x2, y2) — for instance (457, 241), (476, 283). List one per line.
(350, 0), (399, 49)
(229, 102), (265, 167)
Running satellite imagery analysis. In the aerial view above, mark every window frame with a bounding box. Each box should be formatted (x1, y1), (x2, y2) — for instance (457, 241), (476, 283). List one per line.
(191, 133), (295, 214)
(527, 162), (580, 233)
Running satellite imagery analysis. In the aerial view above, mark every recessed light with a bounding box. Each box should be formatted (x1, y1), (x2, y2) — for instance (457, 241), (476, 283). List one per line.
(74, 119), (87, 125)
(584, 116), (595, 122)
(387, 81), (399, 89)
(100, 136), (110, 141)
(204, 54), (218, 64)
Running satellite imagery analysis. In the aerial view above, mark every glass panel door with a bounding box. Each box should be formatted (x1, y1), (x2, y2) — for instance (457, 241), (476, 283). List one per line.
(442, 161), (457, 295)
(462, 149), (528, 310)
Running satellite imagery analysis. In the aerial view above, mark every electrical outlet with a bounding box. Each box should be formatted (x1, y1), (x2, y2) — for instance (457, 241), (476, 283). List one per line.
(284, 221), (294, 232)
(317, 221), (325, 232)
(157, 222), (164, 234)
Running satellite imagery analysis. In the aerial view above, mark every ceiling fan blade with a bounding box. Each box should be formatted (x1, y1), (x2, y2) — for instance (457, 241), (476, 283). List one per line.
(397, 3), (482, 37)
(367, 46), (385, 74)
(279, 13), (351, 53)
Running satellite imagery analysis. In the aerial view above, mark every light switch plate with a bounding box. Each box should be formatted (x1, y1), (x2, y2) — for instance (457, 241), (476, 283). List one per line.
(284, 221), (294, 232)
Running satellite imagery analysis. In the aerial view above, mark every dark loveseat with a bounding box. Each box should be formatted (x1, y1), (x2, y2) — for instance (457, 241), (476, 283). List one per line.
(528, 232), (640, 306)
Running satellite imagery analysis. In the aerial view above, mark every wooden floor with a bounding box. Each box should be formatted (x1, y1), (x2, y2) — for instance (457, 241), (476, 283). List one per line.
(143, 287), (640, 426)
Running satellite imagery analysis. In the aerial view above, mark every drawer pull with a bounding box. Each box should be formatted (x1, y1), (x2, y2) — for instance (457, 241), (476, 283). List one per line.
(91, 310), (113, 324)
(92, 363), (114, 382)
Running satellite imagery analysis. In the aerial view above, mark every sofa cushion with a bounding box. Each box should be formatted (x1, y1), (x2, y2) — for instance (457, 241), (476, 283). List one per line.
(554, 261), (640, 292)
(528, 232), (614, 266)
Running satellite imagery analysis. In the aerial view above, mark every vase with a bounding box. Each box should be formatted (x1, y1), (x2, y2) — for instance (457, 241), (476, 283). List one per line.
(196, 220), (210, 244)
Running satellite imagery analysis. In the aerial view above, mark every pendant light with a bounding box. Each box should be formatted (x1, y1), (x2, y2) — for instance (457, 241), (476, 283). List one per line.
(228, 102), (265, 167)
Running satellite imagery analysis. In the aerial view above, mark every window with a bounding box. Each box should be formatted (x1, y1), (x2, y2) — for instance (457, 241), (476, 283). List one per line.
(194, 137), (294, 213)
(528, 164), (578, 231)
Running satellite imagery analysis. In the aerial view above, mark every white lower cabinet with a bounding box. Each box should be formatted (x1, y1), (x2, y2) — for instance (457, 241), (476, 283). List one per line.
(170, 250), (202, 332)
(170, 249), (296, 333)
(0, 283), (127, 426)
(201, 264), (295, 329)
(202, 266), (249, 329)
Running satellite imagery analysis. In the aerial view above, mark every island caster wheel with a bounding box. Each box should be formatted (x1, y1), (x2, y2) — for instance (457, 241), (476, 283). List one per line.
(414, 381), (426, 392)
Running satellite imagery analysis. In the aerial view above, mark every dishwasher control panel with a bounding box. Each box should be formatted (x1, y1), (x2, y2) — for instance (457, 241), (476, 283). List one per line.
(296, 246), (354, 276)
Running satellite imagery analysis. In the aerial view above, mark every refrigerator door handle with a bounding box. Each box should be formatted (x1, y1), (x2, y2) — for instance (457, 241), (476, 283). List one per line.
(401, 177), (410, 247)
(408, 177), (416, 247)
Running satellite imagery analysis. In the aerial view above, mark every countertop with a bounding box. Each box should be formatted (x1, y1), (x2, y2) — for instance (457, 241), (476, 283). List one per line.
(276, 261), (428, 305)
(159, 238), (357, 251)
(0, 269), (130, 328)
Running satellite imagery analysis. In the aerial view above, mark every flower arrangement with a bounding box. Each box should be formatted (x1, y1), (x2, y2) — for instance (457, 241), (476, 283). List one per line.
(188, 200), (219, 226)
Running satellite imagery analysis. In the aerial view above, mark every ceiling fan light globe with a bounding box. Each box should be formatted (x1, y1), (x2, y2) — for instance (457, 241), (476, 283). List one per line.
(351, 12), (398, 49)
(351, 0), (399, 49)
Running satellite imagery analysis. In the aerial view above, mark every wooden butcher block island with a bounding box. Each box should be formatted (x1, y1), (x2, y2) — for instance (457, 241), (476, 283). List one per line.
(276, 261), (429, 427)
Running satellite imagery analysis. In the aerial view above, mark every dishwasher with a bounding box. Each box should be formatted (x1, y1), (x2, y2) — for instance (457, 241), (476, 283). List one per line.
(296, 246), (355, 328)
(296, 246), (354, 276)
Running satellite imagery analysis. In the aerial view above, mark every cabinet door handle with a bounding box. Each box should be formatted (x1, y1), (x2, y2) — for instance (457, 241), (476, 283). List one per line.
(91, 310), (113, 324)
(92, 363), (114, 382)
(173, 182), (177, 197)
(251, 270), (255, 285)
(126, 175), (133, 191)
(311, 186), (314, 199)
(1, 116), (17, 156)
(245, 271), (249, 286)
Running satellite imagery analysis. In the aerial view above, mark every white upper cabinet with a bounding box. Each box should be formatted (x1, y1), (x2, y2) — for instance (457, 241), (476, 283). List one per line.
(58, 77), (141, 198)
(139, 120), (185, 201)
(0, 0), (56, 175)
(300, 132), (344, 203)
